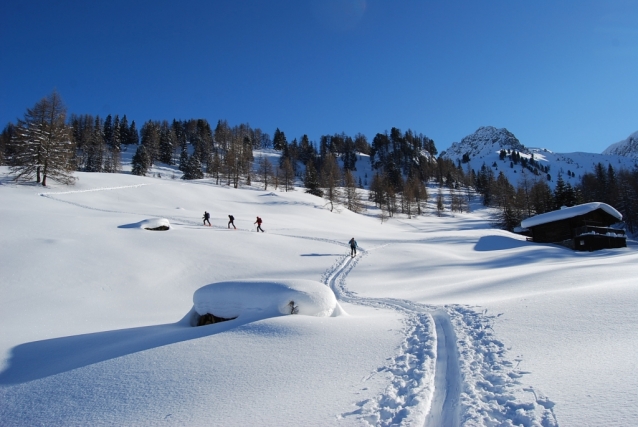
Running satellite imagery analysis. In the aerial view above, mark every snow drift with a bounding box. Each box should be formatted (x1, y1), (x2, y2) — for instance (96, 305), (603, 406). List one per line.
(190, 279), (346, 325)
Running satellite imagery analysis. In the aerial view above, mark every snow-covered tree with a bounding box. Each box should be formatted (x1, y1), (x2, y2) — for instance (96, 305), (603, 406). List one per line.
(183, 154), (204, 180)
(9, 91), (75, 186)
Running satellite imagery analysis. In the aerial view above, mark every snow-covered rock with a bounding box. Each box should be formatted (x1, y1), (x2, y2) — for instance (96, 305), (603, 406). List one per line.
(602, 130), (638, 159)
(138, 218), (170, 230)
(192, 279), (345, 321)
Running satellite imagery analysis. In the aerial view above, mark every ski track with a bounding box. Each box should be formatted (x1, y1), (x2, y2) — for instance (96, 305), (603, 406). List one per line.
(323, 247), (559, 427)
(38, 185), (559, 426)
(323, 252), (437, 426)
(38, 185), (235, 230)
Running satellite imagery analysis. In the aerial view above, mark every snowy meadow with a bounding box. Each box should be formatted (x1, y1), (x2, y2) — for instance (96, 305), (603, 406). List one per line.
(1, 165), (637, 427)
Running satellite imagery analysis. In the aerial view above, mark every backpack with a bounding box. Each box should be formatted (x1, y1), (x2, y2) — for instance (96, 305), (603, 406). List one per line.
(229, 215), (234, 221)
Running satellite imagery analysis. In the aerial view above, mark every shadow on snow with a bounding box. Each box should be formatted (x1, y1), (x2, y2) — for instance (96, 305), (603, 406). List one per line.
(0, 312), (254, 385)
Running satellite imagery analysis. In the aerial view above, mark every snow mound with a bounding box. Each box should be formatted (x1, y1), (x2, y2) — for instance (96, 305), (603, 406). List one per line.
(139, 218), (170, 230)
(193, 279), (345, 321)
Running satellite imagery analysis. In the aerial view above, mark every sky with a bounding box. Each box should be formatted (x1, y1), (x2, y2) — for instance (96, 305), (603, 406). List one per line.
(1, 0), (637, 153)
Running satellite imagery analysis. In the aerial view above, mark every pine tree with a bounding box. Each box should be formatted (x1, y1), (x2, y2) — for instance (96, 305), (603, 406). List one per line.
(158, 121), (174, 164)
(113, 115), (121, 150)
(342, 136), (357, 171)
(140, 121), (160, 165)
(183, 154), (204, 180)
(1, 123), (17, 166)
(128, 120), (139, 145)
(119, 115), (130, 145)
(85, 116), (105, 172)
(103, 114), (113, 147)
(131, 145), (150, 176)
(273, 128), (287, 151)
(554, 174), (567, 209)
(304, 161), (323, 197)
(8, 91), (75, 185)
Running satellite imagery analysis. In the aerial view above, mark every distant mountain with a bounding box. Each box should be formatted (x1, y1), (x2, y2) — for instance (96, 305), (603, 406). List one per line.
(441, 126), (637, 190)
(443, 126), (527, 159)
(602, 131), (638, 159)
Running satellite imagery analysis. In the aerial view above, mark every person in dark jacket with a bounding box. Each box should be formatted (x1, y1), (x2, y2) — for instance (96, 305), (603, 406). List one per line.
(228, 214), (236, 229)
(203, 211), (211, 226)
(349, 237), (358, 257)
(254, 216), (264, 232)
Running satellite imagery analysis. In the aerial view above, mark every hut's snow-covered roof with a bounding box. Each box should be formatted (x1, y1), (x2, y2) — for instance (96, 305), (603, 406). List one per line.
(521, 202), (622, 229)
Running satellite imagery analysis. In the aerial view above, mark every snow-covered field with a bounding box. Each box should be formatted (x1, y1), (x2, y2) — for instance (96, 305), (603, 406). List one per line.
(1, 165), (637, 426)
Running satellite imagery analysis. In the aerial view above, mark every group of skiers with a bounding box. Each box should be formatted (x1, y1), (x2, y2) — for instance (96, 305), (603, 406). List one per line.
(202, 212), (357, 254)
(202, 212), (263, 232)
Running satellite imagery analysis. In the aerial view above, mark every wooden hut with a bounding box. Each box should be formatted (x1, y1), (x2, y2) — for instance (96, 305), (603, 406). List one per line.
(520, 202), (626, 251)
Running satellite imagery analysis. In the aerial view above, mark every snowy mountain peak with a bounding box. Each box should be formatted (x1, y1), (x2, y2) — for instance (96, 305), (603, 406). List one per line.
(442, 126), (526, 160)
(441, 126), (637, 190)
(602, 130), (638, 159)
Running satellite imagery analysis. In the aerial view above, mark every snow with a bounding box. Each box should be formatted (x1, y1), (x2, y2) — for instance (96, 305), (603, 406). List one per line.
(192, 279), (344, 320)
(1, 162), (638, 426)
(520, 202), (622, 228)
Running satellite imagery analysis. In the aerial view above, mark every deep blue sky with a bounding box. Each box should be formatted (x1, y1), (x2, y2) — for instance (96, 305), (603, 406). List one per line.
(1, 0), (637, 153)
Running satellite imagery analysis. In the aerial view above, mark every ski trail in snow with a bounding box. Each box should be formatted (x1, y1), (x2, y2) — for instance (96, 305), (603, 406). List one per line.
(38, 186), (234, 230)
(322, 252), (437, 426)
(38, 184), (149, 196)
(322, 246), (555, 427)
(425, 309), (461, 427)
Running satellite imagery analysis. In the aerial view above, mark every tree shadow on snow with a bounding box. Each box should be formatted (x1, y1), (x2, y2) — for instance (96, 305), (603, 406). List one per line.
(0, 310), (252, 385)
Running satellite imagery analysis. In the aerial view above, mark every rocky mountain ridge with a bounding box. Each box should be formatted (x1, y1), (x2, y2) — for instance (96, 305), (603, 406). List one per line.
(602, 131), (638, 159)
(441, 126), (637, 190)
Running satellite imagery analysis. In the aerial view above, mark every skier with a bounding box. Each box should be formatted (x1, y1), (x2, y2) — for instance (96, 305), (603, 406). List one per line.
(254, 216), (264, 232)
(349, 237), (358, 257)
(203, 211), (211, 227)
(228, 214), (236, 229)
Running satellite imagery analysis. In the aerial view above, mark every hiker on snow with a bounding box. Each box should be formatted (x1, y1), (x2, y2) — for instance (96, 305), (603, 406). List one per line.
(203, 211), (211, 227)
(254, 216), (264, 232)
(228, 214), (236, 229)
(349, 237), (358, 257)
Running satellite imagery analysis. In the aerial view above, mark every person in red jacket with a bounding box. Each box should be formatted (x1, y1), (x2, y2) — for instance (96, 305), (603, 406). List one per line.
(254, 216), (264, 232)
